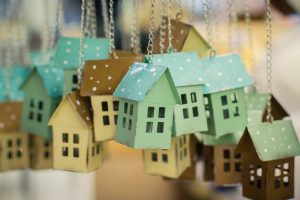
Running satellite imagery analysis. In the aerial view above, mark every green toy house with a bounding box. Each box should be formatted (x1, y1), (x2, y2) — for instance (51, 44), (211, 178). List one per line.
(113, 62), (180, 149)
(20, 65), (64, 140)
(52, 37), (110, 93)
(200, 53), (252, 138)
(149, 52), (208, 136)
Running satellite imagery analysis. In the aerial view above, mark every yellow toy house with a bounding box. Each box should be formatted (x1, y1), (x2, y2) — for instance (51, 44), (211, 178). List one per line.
(49, 92), (104, 172)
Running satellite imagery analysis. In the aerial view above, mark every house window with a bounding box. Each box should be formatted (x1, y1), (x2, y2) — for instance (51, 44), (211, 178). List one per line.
(128, 119), (132, 130)
(223, 109), (229, 119)
(183, 108), (189, 119)
(16, 139), (21, 146)
(17, 149), (22, 158)
(37, 113), (43, 122)
(122, 117), (126, 128)
(157, 122), (164, 133)
(73, 134), (79, 144)
(147, 107), (154, 118)
(183, 136), (186, 144)
(7, 152), (13, 159)
(73, 148), (79, 157)
(224, 162), (230, 172)
(151, 153), (158, 162)
(72, 74), (78, 84)
(101, 101), (108, 111)
(235, 163), (242, 172)
(30, 99), (34, 108)
(124, 103), (128, 113)
(192, 106), (199, 117)
(146, 122), (153, 133)
(44, 151), (49, 159)
(62, 147), (68, 156)
(129, 104), (134, 115)
(191, 92), (197, 103)
(162, 154), (168, 163)
(221, 95), (228, 105)
(7, 140), (12, 147)
(274, 163), (290, 188)
(181, 94), (187, 104)
(184, 148), (187, 157)
(103, 115), (110, 125)
(249, 165), (262, 189)
(29, 111), (34, 120)
(158, 107), (165, 118)
(231, 93), (238, 103)
(114, 115), (118, 125)
(113, 101), (119, 111)
(38, 101), (44, 110)
(223, 149), (230, 159)
(233, 107), (240, 117)
(62, 133), (68, 143)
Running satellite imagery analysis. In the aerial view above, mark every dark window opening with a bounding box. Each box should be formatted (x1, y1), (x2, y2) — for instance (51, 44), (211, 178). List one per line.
(223, 149), (230, 159)
(191, 92), (197, 103)
(275, 178), (281, 189)
(114, 115), (118, 125)
(17, 150), (22, 158)
(162, 154), (168, 163)
(233, 107), (240, 117)
(103, 115), (110, 125)
(44, 141), (50, 147)
(129, 104), (134, 115)
(179, 138), (183, 147)
(113, 101), (119, 111)
(183, 136), (186, 144)
(158, 107), (165, 118)
(62, 147), (68, 156)
(184, 148), (187, 157)
(30, 99), (34, 108)
(73, 148), (79, 157)
(29, 111), (34, 120)
(44, 151), (49, 159)
(151, 153), (158, 161)
(96, 144), (100, 154)
(157, 122), (164, 133)
(124, 103), (128, 113)
(122, 117), (126, 128)
(181, 94), (187, 104)
(7, 152), (13, 159)
(16, 139), (21, 146)
(192, 106), (199, 117)
(235, 162), (242, 172)
(7, 140), (12, 147)
(224, 163), (230, 172)
(92, 146), (95, 156)
(72, 87), (77, 92)
(37, 113), (43, 122)
(223, 109), (230, 119)
(257, 179), (262, 189)
(62, 133), (68, 143)
(72, 74), (78, 84)
(128, 119), (132, 131)
(73, 134), (79, 144)
(38, 101), (44, 110)
(146, 122), (153, 133)
(183, 108), (189, 119)
(235, 153), (241, 159)
(221, 95), (228, 105)
(101, 101), (108, 111)
(231, 93), (238, 103)
(147, 107), (154, 118)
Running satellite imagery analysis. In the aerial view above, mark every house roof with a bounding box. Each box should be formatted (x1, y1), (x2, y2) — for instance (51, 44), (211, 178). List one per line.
(246, 92), (270, 111)
(237, 120), (300, 161)
(148, 52), (206, 87)
(0, 66), (30, 102)
(52, 37), (110, 69)
(113, 62), (176, 101)
(202, 131), (244, 145)
(200, 53), (253, 94)
(0, 101), (22, 133)
(80, 57), (142, 96)
(21, 65), (64, 98)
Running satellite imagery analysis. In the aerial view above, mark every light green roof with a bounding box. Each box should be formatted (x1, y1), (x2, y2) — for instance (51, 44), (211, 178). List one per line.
(245, 92), (269, 111)
(247, 119), (300, 161)
(203, 131), (243, 145)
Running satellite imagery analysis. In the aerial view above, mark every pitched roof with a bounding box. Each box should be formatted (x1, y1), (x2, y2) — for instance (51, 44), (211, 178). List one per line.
(200, 53), (253, 94)
(0, 66), (30, 102)
(246, 92), (269, 111)
(149, 52), (206, 87)
(237, 120), (300, 161)
(80, 57), (142, 96)
(202, 131), (244, 145)
(21, 65), (64, 98)
(113, 62), (175, 101)
(53, 37), (110, 69)
(0, 102), (22, 132)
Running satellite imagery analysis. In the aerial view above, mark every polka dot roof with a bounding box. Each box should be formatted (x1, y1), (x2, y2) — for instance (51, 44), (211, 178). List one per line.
(0, 66), (30, 102)
(113, 62), (169, 101)
(246, 119), (300, 161)
(53, 37), (110, 68)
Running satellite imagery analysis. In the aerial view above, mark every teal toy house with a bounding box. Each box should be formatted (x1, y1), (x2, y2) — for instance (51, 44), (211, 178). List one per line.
(52, 37), (110, 93)
(200, 53), (252, 138)
(113, 62), (180, 149)
(20, 65), (64, 140)
(149, 52), (208, 136)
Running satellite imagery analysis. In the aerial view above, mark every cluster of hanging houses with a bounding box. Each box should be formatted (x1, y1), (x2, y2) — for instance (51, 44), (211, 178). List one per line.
(1, 20), (300, 200)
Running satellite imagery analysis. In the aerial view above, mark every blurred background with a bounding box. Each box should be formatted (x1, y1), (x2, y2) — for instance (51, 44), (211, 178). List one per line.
(0, 0), (300, 199)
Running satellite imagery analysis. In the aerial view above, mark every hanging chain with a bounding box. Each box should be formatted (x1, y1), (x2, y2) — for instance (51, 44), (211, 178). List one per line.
(167, 0), (173, 52)
(175, 0), (183, 21)
(265, 0), (273, 123)
(159, 0), (167, 53)
(49, 0), (62, 51)
(109, 0), (116, 54)
(147, 0), (155, 62)
(202, 0), (215, 57)
(89, 0), (97, 38)
(227, 0), (237, 52)
(101, 0), (109, 38)
(78, 0), (86, 89)
(84, 0), (91, 37)
(130, 0), (141, 53)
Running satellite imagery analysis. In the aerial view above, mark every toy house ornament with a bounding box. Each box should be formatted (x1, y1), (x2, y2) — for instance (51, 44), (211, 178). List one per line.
(80, 57), (142, 141)
(153, 18), (210, 57)
(113, 62), (180, 149)
(143, 135), (191, 178)
(52, 37), (110, 93)
(236, 119), (300, 200)
(149, 52), (208, 136)
(49, 92), (104, 172)
(200, 53), (252, 138)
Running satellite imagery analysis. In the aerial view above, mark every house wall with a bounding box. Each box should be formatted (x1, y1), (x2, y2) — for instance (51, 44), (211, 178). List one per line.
(87, 133), (104, 172)
(63, 69), (78, 95)
(91, 95), (119, 141)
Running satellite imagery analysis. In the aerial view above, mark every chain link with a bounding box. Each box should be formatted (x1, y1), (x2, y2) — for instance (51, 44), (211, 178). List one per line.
(78, 0), (86, 89)
(159, 0), (167, 53)
(147, 0), (155, 62)
(89, 0), (97, 38)
(109, 0), (116, 54)
(265, 0), (273, 123)
(202, 0), (215, 57)
(101, 0), (109, 38)
(130, 0), (141, 53)
(167, 0), (173, 52)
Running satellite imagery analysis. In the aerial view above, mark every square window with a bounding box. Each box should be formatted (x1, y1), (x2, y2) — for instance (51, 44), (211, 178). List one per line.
(72, 87), (77, 92)
(223, 149), (230, 159)
(113, 101), (119, 111)
(257, 179), (262, 189)
(29, 111), (34, 120)
(62, 147), (68, 156)
(73, 148), (79, 157)
(122, 117), (126, 128)
(38, 101), (44, 110)
(158, 107), (165, 118)
(124, 103), (128, 113)
(257, 167), (262, 176)
(7, 140), (12, 147)
(96, 144), (100, 154)
(283, 163), (289, 170)
(114, 115), (118, 125)
(101, 101), (108, 111)
(275, 178), (281, 189)
(146, 122), (153, 133)
(30, 99), (34, 108)
(128, 119), (132, 130)
(72, 74), (78, 84)
(235, 162), (242, 172)
(17, 150), (22, 158)
(221, 95), (228, 105)
(73, 134), (79, 144)
(192, 106), (199, 117)
(223, 109), (229, 119)
(62, 133), (68, 143)
(44, 141), (50, 147)
(147, 107), (154, 118)
(103, 115), (110, 125)
(233, 107), (240, 117)
(283, 176), (289, 186)
(235, 153), (241, 159)
(16, 139), (21, 146)
(224, 163), (230, 172)
(151, 153), (158, 161)
(183, 108), (189, 119)
(37, 113), (42, 122)
(162, 154), (168, 163)
(129, 104), (134, 115)
(7, 152), (13, 159)
(44, 151), (49, 159)
(157, 122), (164, 133)
(231, 93), (238, 103)
(191, 92), (197, 103)
(275, 167), (281, 176)
(181, 94), (187, 104)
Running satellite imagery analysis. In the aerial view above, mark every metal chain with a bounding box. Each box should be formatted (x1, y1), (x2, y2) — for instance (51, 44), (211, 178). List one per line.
(202, 0), (215, 57)
(84, 0), (92, 37)
(265, 0), (273, 123)
(175, 0), (183, 21)
(147, 0), (155, 62)
(109, 0), (116, 54)
(89, 0), (97, 38)
(101, 0), (109, 38)
(130, 0), (141, 53)
(167, 0), (173, 52)
(227, 0), (237, 52)
(49, 0), (62, 51)
(78, 0), (86, 89)
(159, 0), (167, 53)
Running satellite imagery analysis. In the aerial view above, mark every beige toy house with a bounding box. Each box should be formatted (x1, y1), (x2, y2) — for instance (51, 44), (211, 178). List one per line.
(49, 92), (104, 172)
(143, 135), (191, 178)
(0, 102), (29, 171)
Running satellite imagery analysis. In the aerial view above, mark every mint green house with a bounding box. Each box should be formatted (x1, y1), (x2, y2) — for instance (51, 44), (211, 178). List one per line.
(149, 52), (208, 136)
(52, 37), (110, 93)
(200, 53), (252, 138)
(20, 65), (64, 140)
(113, 62), (180, 149)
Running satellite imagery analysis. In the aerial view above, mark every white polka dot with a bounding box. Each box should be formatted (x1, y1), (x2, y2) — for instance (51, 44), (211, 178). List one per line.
(157, 59), (162, 62)
(10, 114), (16, 120)
(108, 87), (111, 90)
(263, 140), (267, 144)
(76, 100), (81, 105)
(44, 69), (49, 73)
(66, 48), (71, 53)
(63, 60), (68, 65)
(108, 76), (112, 80)
(86, 116), (90, 120)
(218, 72), (222, 76)
(281, 127), (286, 132)
(288, 145), (292, 149)
(90, 77), (93, 80)
(67, 41), (72, 45)
(84, 44), (88, 48)
(96, 46), (100, 50)
(260, 97), (265, 102)
(121, 88), (125, 92)
(105, 64), (109, 68)
(248, 118), (252, 122)
(271, 137), (275, 141)
(96, 53), (100, 57)
(198, 78), (202, 81)
(0, 122), (4, 128)
(179, 67), (183, 71)
(92, 87), (97, 91)
(264, 148), (268, 153)
(186, 58), (191, 62)
(138, 92), (142, 95)
(137, 79), (141, 83)
(180, 30), (184, 34)
(93, 65), (97, 69)
(206, 83), (210, 87)
(238, 78), (242, 82)
(96, 81), (100, 84)
(229, 59), (233, 63)
(153, 72), (157, 76)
